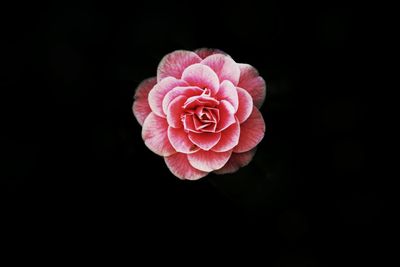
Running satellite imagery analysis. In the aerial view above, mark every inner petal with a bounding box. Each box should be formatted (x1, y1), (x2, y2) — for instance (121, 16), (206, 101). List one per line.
(193, 115), (211, 131)
(195, 106), (209, 120)
(195, 106), (215, 123)
(183, 95), (219, 110)
(208, 108), (220, 122)
(201, 123), (217, 133)
(182, 114), (201, 133)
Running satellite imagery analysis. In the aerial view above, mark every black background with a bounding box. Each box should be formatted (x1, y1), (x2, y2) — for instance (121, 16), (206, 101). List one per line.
(1, 1), (388, 264)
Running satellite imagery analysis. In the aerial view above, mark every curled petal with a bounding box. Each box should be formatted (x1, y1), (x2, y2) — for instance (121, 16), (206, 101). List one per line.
(234, 107), (265, 153)
(132, 77), (157, 126)
(181, 64), (220, 95)
(142, 113), (176, 156)
(187, 150), (232, 172)
(209, 108), (220, 122)
(157, 50), (202, 81)
(238, 63), (266, 108)
(201, 123), (217, 133)
(193, 115), (212, 131)
(168, 127), (200, 154)
(201, 54), (241, 86)
(148, 77), (188, 117)
(236, 87), (253, 123)
(195, 106), (214, 122)
(214, 148), (257, 174)
(183, 114), (201, 133)
(211, 119), (240, 152)
(165, 153), (208, 180)
(215, 80), (239, 111)
(188, 132), (221, 151)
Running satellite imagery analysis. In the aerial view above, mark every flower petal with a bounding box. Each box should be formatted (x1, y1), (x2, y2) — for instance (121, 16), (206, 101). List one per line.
(201, 54), (241, 86)
(187, 150), (232, 172)
(211, 119), (240, 152)
(183, 94), (219, 109)
(195, 48), (226, 59)
(183, 114), (201, 133)
(238, 63), (266, 108)
(188, 132), (221, 151)
(181, 64), (220, 95)
(214, 148), (257, 174)
(142, 112), (176, 156)
(148, 77), (188, 117)
(216, 100), (236, 132)
(195, 106), (213, 122)
(132, 77), (157, 126)
(236, 87), (253, 123)
(192, 115), (211, 131)
(162, 86), (203, 115)
(168, 127), (200, 154)
(166, 95), (186, 128)
(215, 80), (239, 111)
(200, 123), (217, 133)
(157, 50), (202, 82)
(234, 108), (265, 153)
(209, 108), (220, 122)
(164, 153), (208, 180)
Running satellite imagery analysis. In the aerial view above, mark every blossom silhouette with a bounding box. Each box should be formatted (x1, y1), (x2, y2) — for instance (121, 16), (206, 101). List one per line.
(133, 48), (266, 180)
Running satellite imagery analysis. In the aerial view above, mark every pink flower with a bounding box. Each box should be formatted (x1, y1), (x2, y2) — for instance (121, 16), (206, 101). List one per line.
(132, 49), (266, 180)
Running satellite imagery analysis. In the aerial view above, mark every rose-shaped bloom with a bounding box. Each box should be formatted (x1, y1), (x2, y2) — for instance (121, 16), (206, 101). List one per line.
(133, 49), (266, 180)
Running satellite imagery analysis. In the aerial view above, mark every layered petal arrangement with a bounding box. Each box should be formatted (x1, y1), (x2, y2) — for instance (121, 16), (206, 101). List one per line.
(133, 49), (266, 180)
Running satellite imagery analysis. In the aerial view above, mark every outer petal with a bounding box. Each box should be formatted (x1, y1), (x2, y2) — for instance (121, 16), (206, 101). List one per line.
(188, 132), (221, 151)
(181, 64), (220, 95)
(142, 112), (176, 156)
(195, 48), (226, 59)
(234, 108), (265, 153)
(238, 63), (266, 108)
(162, 86), (203, 114)
(164, 153), (208, 180)
(166, 95), (186, 128)
(214, 148), (257, 174)
(211, 119), (240, 152)
(216, 100), (236, 132)
(236, 87), (253, 123)
(215, 80), (239, 111)
(148, 77), (188, 117)
(201, 54), (241, 86)
(168, 127), (200, 154)
(187, 150), (232, 172)
(132, 77), (157, 126)
(157, 50), (202, 82)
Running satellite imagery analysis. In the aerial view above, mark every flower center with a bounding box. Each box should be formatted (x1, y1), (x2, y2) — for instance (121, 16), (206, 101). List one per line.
(181, 90), (220, 133)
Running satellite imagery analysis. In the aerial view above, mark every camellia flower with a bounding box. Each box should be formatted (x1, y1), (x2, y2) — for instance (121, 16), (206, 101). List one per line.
(133, 48), (266, 180)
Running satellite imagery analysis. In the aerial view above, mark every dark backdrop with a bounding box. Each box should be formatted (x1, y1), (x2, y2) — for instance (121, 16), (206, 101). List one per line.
(1, 1), (387, 264)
